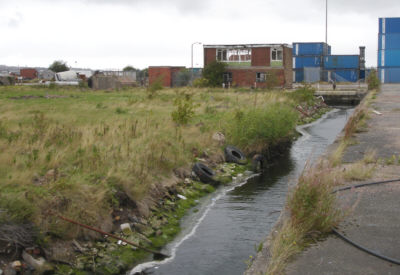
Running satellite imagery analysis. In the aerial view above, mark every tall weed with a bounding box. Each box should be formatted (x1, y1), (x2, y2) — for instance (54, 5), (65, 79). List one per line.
(288, 86), (316, 105)
(224, 103), (298, 151)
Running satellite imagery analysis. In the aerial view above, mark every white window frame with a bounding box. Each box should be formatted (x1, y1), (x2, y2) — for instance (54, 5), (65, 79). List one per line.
(271, 48), (283, 61)
(217, 49), (227, 61)
(216, 48), (252, 63)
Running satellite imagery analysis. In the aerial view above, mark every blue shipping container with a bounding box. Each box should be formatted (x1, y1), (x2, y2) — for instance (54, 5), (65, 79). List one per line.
(378, 33), (400, 50)
(378, 49), (400, 67)
(328, 45), (332, 55)
(292, 42), (329, 56)
(324, 55), (359, 69)
(329, 70), (359, 82)
(293, 69), (304, 83)
(378, 67), (400, 83)
(293, 56), (322, 69)
(379, 17), (400, 34)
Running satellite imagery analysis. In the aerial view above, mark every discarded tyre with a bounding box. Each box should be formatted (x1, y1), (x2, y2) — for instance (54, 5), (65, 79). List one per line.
(224, 145), (247, 165)
(192, 162), (216, 184)
(252, 154), (266, 172)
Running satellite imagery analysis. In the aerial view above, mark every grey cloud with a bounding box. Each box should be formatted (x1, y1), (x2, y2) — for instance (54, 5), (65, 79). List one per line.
(7, 12), (23, 28)
(313, 0), (400, 14)
(63, 0), (210, 13)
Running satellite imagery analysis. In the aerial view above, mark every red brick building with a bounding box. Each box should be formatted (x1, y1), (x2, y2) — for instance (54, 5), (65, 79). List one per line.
(203, 44), (293, 88)
(148, 66), (185, 87)
(20, 68), (38, 80)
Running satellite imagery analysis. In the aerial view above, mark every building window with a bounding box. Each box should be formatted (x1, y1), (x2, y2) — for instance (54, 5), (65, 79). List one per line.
(256, 72), (267, 82)
(217, 49), (227, 61)
(271, 48), (283, 67)
(271, 48), (283, 61)
(217, 48), (252, 64)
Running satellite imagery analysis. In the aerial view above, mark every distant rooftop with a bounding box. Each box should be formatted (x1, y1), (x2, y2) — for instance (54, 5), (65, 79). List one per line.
(203, 43), (291, 49)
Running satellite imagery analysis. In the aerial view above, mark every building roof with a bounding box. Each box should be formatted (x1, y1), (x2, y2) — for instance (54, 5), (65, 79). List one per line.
(148, 66), (186, 69)
(203, 43), (291, 49)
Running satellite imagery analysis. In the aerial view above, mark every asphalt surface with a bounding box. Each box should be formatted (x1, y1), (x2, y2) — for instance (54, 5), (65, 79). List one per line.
(286, 84), (400, 275)
(343, 84), (400, 162)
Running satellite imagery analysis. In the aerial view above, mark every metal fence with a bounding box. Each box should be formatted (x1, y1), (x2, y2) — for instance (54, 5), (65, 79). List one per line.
(172, 69), (202, 87)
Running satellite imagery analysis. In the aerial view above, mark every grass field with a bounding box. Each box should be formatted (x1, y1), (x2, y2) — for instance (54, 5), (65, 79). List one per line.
(0, 85), (323, 243)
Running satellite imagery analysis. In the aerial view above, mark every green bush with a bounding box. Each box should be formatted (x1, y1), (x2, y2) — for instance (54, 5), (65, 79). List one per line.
(193, 77), (209, 88)
(288, 86), (316, 105)
(0, 193), (36, 223)
(49, 60), (69, 73)
(202, 61), (227, 87)
(224, 103), (298, 150)
(115, 107), (127, 114)
(171, 94), (196, 125)
(147, 76), (163, 98)
(367, 69), (380, 90)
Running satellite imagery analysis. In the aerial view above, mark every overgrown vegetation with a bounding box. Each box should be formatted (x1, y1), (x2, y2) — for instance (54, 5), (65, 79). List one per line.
(48, 60), (69, 73)
(267, 162), (343, 275)
(147, 76), (163, 98)
(202, 61), (227, 87)
(223, 104), (298, 152)
(287, 85), (316, 105)
(193, 77), (209, 88)
(367, 69), (380, 90)
(0, 85), (329, 273)
(171, 93), (197, 125)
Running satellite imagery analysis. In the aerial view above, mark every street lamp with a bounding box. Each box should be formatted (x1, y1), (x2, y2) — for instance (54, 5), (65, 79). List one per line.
(325, 0), (328, 44)
(191, 42), (202, 85)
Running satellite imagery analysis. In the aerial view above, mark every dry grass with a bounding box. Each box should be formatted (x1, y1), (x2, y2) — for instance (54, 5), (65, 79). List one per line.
(328, 139), (349, 167)
(0, 85), (316, 240)
(267, 221), (304, 275)
(343, 106), (368, 140)
(343, 162), (375, 181)
(266, 162), (343, 274)
(363, 149), (377, 164)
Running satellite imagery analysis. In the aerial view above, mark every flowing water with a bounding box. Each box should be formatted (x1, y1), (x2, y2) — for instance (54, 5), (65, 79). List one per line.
(131, 107), (354, 275)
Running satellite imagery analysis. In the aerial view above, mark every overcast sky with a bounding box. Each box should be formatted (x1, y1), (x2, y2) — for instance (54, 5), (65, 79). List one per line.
(1, 0), (399, 70)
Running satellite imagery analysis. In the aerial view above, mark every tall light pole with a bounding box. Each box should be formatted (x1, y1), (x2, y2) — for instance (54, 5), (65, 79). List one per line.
(325, 0), (328, 44)
(191, 42), (202, 85)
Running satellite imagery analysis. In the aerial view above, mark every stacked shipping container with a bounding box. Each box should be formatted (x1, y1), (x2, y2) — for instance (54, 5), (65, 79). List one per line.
(292, 42), (329, 83)
(292, 42), (362, 83)
(378, 17), (400, 83)
(324, 55), (360, 82)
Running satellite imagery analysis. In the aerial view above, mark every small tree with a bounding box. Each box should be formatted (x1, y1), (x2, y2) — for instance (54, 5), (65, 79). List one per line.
(171, 93), (196, 125)
(202, 61), (227, 87)
(49, 60), (69, 73)
(147, 76), (163, 99)
(123, 66), (137, 72)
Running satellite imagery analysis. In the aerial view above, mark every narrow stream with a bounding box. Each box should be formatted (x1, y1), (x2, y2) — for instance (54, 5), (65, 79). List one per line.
(131, 107), (353, 275)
